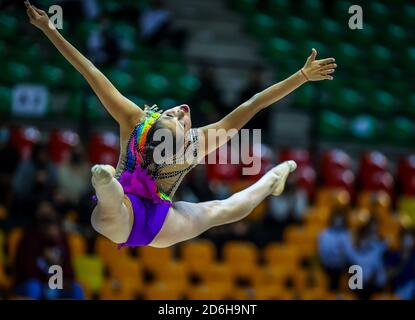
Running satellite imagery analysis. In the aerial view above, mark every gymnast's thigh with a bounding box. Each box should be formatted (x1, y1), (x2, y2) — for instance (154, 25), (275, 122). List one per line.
(149, 200), (220, 248)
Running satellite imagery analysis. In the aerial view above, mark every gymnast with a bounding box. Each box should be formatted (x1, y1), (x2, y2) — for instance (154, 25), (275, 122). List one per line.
(25, 2), (337, 248)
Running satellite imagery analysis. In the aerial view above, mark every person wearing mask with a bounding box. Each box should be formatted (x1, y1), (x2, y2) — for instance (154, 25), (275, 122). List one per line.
(318, 209), (351, 291)
(385, 228), (415, 298)
(344, 217), (387, 299)
(13, 201), (84, 300)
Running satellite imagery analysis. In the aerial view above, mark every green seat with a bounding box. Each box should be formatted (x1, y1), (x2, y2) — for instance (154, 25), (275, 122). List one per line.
(402, 47), (415, 73)
(295, 84), (316, 110)
(159, 98), (178, 109)
(349, 24), (375, 47)
(171, 75), (201, 100)
(0, 62), (31, 85)
(406, 94), (415, 117)
(386, 117), (415, 146)
(86, 95), (107, 120)
(37, 65), (65, 88)
(128, 60), (153, 77)
(319, 110), (348, 139)
(367, 2), (390, 27)
(156, 62), (187, 80)
(263, 37), (294, 64)
(63, 70), (84, 90)
(368, 90), (396, 117)
(384, 25), (408, 48)
(301, 0), (324, 19)
(399, 4), (415, 28)
(102, 0), (124, 14)
(279, 17), (309, 40)
(318, 18), (343, 43)
(349, 114), (381, 141)
(269, 0), (291, 15)
(369, 45), (392, 69)
(248, 14), (276, 40)
(65, 93), (84, 119)
(106, 69), (133, 92)
(0, 15), (17, 39)
(113, 23), (137, 50)
(126, 95), (146, 109)
(0, 86), (11, 115)
(335, 43), (361, 69)
(229, 0), (258, 13)
(333, 88), (362, 114)
(139, 73), (170, 98)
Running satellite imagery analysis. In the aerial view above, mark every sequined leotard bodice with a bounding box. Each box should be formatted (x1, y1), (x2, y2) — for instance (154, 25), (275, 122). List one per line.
(115, 123), (200, 202)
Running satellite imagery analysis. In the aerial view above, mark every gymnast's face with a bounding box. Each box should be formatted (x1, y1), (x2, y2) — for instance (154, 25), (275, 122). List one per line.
(159, 104), (192, 137)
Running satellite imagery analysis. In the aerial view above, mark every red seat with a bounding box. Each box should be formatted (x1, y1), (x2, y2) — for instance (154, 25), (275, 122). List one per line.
(205, 144), (242, 182)
(324, 168), (355, 196)
(363, 171), (394, 196)
(397, 155), (415, 192)
(88, 131), (119, 167)
(279, 148), (310, 168)
(48, 129), (79, 163)
(10, 126), (41, 160)
(359, 151), (389, 183)
(321, 149), (351, 172)
(403, 175), (415, 196)
(294, 165), (316, 198)
(242, 143), (273, 181)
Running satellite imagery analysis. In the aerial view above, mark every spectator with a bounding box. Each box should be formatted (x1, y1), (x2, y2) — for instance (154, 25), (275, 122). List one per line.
(139, 0), (187, 50)
(87, 15), (121, 68)
(345, 217), (387, 299)
(318, 208), (351, 291)
(58, 146), (90, 206)
(0, 126), (20, 206)
(385, 228), (415, 295)
(13, 143), (58, 217)
(13, 201), (84, 300)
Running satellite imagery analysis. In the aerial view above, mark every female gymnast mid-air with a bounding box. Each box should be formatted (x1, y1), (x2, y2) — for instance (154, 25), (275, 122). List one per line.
(25, 2), (337, 248)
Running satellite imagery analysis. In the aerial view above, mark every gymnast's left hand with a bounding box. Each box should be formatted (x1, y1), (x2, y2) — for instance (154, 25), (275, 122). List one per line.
(301, 48), (337, 81)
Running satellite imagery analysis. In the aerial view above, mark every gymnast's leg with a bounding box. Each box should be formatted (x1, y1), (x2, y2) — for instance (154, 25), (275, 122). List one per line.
(90, 164), (133, 243)
(150, 161), (297, 248)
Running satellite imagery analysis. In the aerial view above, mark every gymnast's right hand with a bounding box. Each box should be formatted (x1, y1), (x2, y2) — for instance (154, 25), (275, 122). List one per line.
(25, 1), (50, 31)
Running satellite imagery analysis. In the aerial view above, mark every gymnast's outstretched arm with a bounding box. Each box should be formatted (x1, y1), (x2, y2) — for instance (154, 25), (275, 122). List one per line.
(199, 49), (337, 155)
(24, 2), (144, 131)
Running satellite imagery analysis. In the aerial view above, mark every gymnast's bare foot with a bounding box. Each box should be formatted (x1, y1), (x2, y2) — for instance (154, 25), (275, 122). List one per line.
(91, 164), (116, 187)
(269, 160), (297, 196)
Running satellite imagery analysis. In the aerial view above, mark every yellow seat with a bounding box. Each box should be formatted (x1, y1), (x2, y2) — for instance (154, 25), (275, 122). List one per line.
(0, 260), (11, 290)
(371, 292), (401, 300)
(187, 283), (232, 300)
(316, 188), (350, 209)
(223, 241), (259, 279)
(68, 232), (87, 257)
(254, 284), (294, 300)
(200, 263), (233, 290)
(99, 278), (136, 300)
(299, 287), (328, 300)
(181, 240), (216, 275)
(0, 230), (5, 263)
(94, 236), (127, 268)
(254, 266), (293, 288)
(263, 243), (300, 268)
(144, 281), (183, 300)
(139, 246), (173, 274)
(108, 257), (143, 294)
(74, 255), (104, 295)
(7, 227), (23, 265)
(154, 261), (189, 292)
(398, 196), (415, 226)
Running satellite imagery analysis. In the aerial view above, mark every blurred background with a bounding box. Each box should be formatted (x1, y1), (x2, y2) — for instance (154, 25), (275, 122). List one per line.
(0, 0), (415, 300)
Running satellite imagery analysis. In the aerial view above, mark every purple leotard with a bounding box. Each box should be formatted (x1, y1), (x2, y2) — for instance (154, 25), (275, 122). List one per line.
(93, 107), (199, 248)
